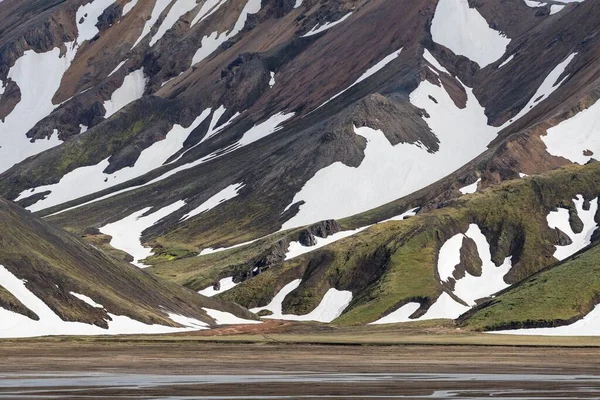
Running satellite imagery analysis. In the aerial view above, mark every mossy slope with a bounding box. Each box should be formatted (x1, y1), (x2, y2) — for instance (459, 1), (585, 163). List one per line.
(150, 162), (600, 325)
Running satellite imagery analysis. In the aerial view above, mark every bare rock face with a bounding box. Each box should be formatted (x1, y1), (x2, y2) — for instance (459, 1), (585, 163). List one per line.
(554, 228), (574, 247)
(0, 79), (19, 120)
(351, 93), (439, 152)
(454, 237), (483, 279)
(96, 3), (122, 32)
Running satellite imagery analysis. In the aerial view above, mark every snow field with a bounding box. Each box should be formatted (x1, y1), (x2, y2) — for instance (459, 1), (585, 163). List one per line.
(46, 112), (293, 216)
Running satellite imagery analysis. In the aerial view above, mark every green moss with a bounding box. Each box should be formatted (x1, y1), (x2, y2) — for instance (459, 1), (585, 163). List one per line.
(463, 243), (600, 331)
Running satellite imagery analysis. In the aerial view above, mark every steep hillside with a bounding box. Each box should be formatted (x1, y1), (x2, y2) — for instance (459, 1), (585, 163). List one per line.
(460, 241), (600, 334)
(0, 197), (257, 338)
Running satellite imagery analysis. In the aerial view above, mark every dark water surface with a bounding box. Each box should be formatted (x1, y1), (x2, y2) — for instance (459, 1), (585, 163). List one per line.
(1, 372), (600, 399)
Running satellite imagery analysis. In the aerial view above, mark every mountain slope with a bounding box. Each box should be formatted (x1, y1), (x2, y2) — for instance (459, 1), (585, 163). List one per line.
(0, 0), (600, 333)
(1, 0), (598, 250)
(0, 197), (257, 337)
(149, 162), (600, 325)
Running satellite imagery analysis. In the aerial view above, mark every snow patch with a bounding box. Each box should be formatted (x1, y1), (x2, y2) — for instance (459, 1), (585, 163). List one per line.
(542, 95), (600, 165)
(498, 54), (515, 69)
(236, 112), (294, 147)
(522, 0), (584, 12)
(418, 292), (471, 321)
(431, 0), (510, 67)
(150, 0), (199, 46)
(76, 0), (116, 46)
(103, 69), (147, 118)
(192, 0), (262, 65)
(493, 303), (600, 336)
(459, 178), (481, 194)
(181, 183), (244, 221)
(380, 207), (420, 223)
(199, 237), (263, 256)
(501, 53), (577, 129)
(132, 0), (172, 48)
(191, 0), (228, 26)
(302, 12), (353, 37)
(70, 292), (104, 308)
(285, 227), (368, 261)
(250, 280), (301, 316)
(108, 60), (127, 77)
(547, 195), (598, 261)
(369, 302), (421, 325)
(122, 0), (139, 16)
(203, 308), (261, 325)
(317, 48), (402, 110)
(251, 283), (352, 323)
(198, 277), (238, 297)
(99, 201), (186, 267)
(423, 49), (450, 75)
(269, 71), (276, 88)
(417, 224), (513, 321)
(167, 313), (209, 329)
(452, 225), (512, 306)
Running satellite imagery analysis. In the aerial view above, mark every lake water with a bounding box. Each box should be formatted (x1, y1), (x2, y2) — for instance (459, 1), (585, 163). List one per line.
(1, 372), (599, 399)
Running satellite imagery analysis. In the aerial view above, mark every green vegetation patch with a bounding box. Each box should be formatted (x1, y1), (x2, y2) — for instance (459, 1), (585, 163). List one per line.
(462, 243), (600, 331)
